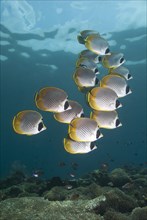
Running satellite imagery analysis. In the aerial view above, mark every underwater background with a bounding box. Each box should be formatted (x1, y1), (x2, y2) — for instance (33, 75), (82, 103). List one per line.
(0, 0), (146, 180)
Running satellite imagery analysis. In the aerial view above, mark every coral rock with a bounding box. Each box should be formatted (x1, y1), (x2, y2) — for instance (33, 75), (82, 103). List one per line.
(110, 168), (131, 187)
(131, 206), (147, 220)
(0, 197), (104, 220)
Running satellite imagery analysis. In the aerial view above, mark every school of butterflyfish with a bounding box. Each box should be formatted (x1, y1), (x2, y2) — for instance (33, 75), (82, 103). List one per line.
(13, 30), (133, 154)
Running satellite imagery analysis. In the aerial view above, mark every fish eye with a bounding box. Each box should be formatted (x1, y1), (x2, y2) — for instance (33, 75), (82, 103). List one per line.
(80, 113), (85, 117)
(95, 77), (99, 85)
(80, 64), (87, 68)
(116, 100), (120, 108)
(128, 74), (132, 79)
(120, 57), (124, 63)
(126, 85), (130, 94)
(105, 48), (110, 54)
(95, 68), (99, 74)
(64, 100), (69, 110)
(38, 122), (43, 131)
(96, 129), (101, 139)
(116, 119), (120, 127)
(90, 142), (95, 150)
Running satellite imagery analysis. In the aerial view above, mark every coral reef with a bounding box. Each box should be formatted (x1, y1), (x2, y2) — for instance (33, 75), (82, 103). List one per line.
(0, 166), (147, 220)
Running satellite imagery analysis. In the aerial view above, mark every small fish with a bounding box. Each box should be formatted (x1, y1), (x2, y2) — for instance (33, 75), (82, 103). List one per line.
(109, 66), (133, 80)
(76, 57), (99, 74)
(59, 162), (66, 167)
(110, 159), (115, 162)
(54, 100), (84, 124)
(77, 30), (100, 44)
(73, 67), (99, 88)
(32, 169), (44, 178)
(79, 49), (99, 63)
(13, 110), (46, 135)
(107, 182), (114, 187)
(68, 117), (103, 142)
(69, 173), (75, 178)
(85, 34), (110, 55)
(90, 110), (122, 129)
(100, 74), (132, 98)
(101, 52), (125, 69)
(100, 163), (109, 172)
(122, 182), (134, 189)
(32, 173), (39, 178)
(71, 162), (79, 169)
(64, 137), (97, 154)
(87, 87), (122, 111)
(35, 87), (71, 113)
(65, 184), (73, 190)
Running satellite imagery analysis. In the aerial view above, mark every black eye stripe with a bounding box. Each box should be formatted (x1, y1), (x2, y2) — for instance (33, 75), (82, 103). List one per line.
(98, 56), (102, 62)
(126, 85), (130, 94)
(95, 77), (99, 85)
(80, 113), (85, 117)
(120, 57), (124, 63)
(96, 130), (101, 138)
(116, 100), (120, 108)
(64, 101), (69, 110)
(105, 48), (110, 54)
(116, 119), (120, 127)
(95, 68), (99, 74)
(38, 122), (43, 131)
(90, 142), (95, 150)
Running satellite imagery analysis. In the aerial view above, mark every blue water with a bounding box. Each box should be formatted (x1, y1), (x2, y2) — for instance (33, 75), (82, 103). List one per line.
(0, 1), (146, 180)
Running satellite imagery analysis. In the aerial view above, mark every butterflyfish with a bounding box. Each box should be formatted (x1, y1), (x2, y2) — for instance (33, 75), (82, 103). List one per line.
(100, 74), (132, 98)
(35, 87), (71, 113)
(90, 110), (122, 129)
(68, 117), (103, 142)
(73, 67), (99, 88)
(13, 110), (46, 135)
(54, 100), (84, 124)
(101, 52), (125, 69)
(87, 87), (122, 111)
(64, 137), (97, 154)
